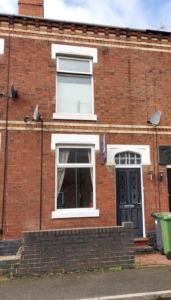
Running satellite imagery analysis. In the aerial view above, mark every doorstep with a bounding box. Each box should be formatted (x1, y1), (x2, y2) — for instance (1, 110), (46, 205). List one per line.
(134, 237), (149, 247)
(134, 237), (154, 254)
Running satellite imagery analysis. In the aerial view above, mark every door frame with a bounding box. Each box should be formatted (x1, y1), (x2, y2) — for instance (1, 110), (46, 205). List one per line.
(166, 165), (171, 211)
(115, 164), (146, 238)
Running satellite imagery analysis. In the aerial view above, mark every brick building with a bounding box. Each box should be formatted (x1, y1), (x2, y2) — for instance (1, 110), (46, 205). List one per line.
(0, 0), (171, 241)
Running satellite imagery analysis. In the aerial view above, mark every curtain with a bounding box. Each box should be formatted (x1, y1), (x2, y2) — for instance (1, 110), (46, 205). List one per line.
(57, 150), (70, 193)
(88, 151), (93, 187)
(57, 75), (92, 114)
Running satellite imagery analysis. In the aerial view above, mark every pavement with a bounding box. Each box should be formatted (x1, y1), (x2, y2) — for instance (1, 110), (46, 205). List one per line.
(0, 266), (171, 300)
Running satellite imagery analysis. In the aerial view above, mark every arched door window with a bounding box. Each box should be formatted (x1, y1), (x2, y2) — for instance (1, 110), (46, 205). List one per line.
(115, 151), (141, 165)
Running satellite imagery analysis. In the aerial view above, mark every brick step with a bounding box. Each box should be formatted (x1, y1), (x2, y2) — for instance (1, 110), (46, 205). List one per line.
(0, 240), (21, 256)
(135, 245), (154, 254)
(134, 238), (155, 254)
(134, 237), (149, 247)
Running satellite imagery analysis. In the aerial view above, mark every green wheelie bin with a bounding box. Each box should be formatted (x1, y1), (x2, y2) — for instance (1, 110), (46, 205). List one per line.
(151, 212), (163, 253)
(158, 212), (171, 259)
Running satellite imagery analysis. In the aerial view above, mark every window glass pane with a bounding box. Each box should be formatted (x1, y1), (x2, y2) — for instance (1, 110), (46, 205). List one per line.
(120, 158), (125, 164)
(136, 158), (141, 164)
(57, 75), (92, 114)
(130, 158), (135, 164)
(59, 57), (91, 73)
(59, 148), (91, 164)
(115, 152), (141, 165)
(115, 157), (119, 164)
(57, 167), (93, 209)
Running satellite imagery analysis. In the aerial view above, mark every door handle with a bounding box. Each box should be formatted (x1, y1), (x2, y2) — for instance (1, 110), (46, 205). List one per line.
(123, 204), (135, 208)
(134, 203), (141, 208)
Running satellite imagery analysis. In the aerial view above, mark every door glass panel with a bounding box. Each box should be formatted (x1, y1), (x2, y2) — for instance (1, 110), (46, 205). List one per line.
(119, 172), (127, 204)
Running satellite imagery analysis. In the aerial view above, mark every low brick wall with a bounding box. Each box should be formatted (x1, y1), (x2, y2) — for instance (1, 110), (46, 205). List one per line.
(17, 222), (134, 276)
(0, 240), (21, 256)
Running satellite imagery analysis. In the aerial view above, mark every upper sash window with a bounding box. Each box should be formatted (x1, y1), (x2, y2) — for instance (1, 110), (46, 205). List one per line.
(51, 44), (98, 121)
(57, 57), (93, 115)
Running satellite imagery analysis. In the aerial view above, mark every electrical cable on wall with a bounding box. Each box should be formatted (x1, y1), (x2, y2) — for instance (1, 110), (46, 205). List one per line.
(24, 105), (44, 231)
(39, 118), (44, 231)
(1, 27), (11, 238)
(153, 70), (161, 212)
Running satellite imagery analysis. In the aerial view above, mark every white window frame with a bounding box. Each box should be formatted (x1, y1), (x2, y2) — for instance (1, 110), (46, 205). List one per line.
(56, 56), (95, 119)
(51, 44), (97, 121)
(51, 134), (100, 219)
(51, 134), (100, 151)
(57, 56), (93, 75)
(0, 39), (4, 55)
(107, 145), (151, 166)
(115, 151), (142, 165)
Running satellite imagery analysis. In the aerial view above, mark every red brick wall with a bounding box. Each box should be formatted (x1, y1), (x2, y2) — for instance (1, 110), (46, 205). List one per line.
(18, 0), (44, 17)
(0, 21), (171, 239)
(2, 35), (171, 125)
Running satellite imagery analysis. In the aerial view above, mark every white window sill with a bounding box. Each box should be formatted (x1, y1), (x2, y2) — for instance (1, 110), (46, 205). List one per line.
(53, 113), (97, 121)
(52, 208), (100, 219)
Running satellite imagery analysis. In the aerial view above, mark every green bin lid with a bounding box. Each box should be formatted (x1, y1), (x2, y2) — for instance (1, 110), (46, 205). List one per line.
(152, 212), (171, 220)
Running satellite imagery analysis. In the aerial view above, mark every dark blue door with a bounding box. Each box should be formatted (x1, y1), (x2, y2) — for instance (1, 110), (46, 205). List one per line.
(116, 168), (143, 237)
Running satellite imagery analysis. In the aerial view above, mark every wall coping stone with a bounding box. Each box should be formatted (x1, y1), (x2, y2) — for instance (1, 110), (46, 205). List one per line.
(23, 222), (133, 238)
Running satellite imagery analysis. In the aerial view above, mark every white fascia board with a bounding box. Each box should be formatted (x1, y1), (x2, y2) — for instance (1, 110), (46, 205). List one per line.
(51, 44), (98, 63)
(51, 134), (100, 151)
(0, 39), (4, 54)
(107, 144), (151, 166)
